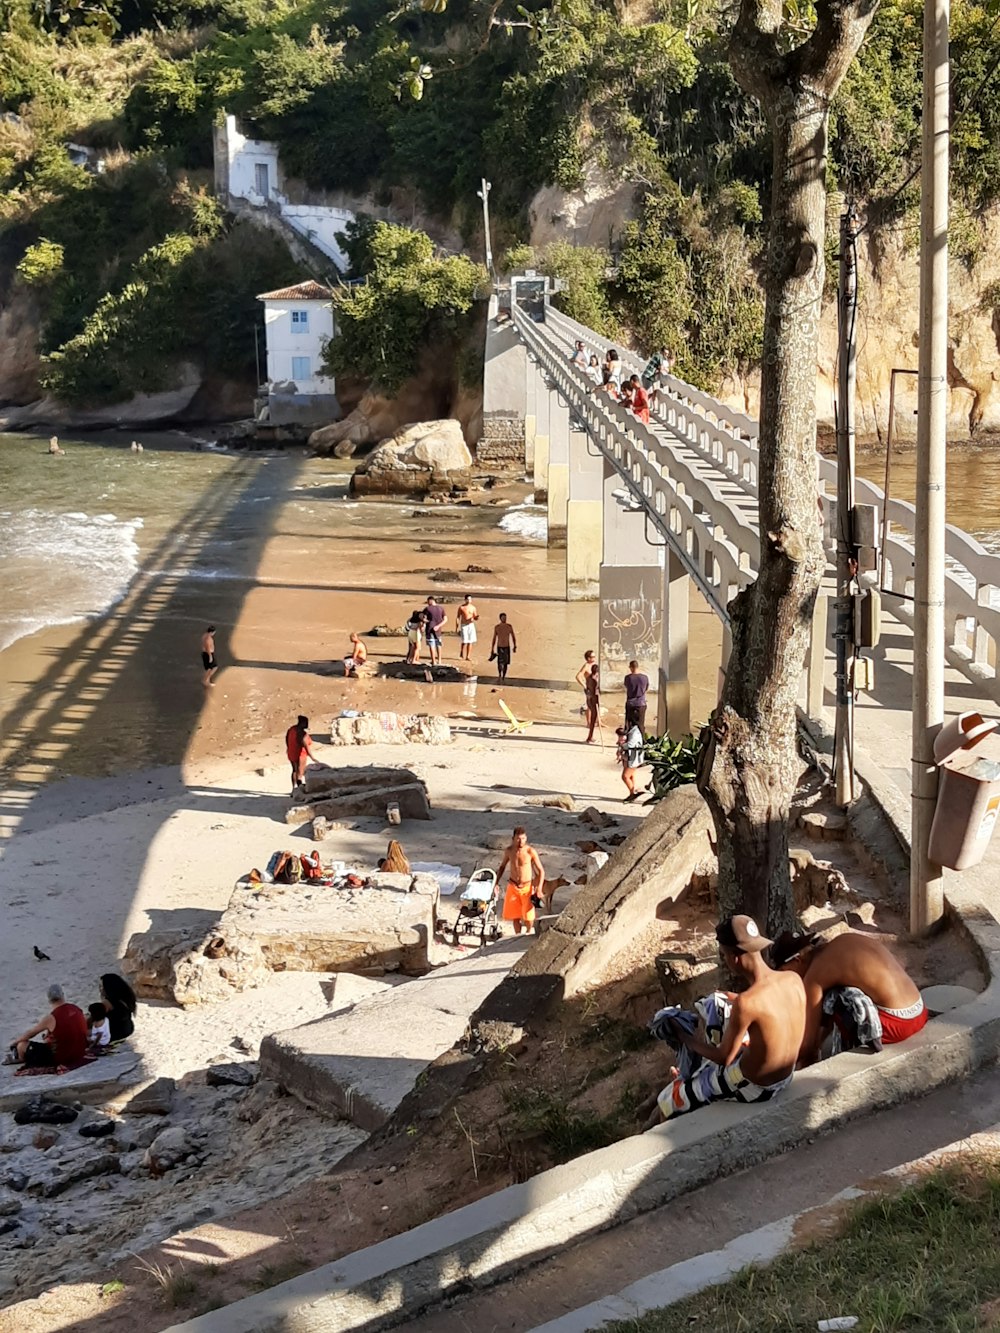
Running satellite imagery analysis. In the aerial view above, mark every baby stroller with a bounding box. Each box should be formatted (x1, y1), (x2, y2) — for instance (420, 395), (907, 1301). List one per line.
(447, 868), (502, 947)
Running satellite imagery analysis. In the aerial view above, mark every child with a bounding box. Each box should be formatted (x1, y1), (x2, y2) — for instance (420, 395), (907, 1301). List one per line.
(88, 1003), (111, 1052)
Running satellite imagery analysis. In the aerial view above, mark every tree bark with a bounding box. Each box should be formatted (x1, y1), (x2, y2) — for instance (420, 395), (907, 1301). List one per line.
(698, 0), (878, 937)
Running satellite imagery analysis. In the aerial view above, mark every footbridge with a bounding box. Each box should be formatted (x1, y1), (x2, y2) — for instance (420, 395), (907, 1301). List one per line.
(482, 289), (1000, 767)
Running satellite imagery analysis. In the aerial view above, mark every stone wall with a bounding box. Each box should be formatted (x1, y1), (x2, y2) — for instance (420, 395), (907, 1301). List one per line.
(477, 411), (526, 472)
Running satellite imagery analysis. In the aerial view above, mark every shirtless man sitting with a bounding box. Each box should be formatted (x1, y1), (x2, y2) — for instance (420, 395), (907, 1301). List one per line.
(343, 633), (367, 677)
(496, 826), (545, 935)
(771, 929), (927, 1065)
(647, 915), (806, 1124)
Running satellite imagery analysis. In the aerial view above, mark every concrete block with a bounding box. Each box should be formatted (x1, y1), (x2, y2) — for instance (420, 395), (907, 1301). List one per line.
(259, 938), (529, 1128)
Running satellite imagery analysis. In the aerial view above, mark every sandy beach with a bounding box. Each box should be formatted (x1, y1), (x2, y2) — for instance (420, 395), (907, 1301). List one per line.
(0, 437), (726, 1314)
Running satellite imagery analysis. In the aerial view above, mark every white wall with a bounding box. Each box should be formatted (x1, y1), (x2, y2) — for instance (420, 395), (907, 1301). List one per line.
(281, 206), (354, 270)
(262, 299), (336, 394)
(224, 114), (282, 206)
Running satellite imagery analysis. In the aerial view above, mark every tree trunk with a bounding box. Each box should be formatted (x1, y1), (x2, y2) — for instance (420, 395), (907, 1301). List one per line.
(698, 0), (878, 937)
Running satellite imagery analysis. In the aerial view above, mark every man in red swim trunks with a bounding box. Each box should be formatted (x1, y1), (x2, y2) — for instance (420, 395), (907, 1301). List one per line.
(772, 929), (928, 1064)
(285, 715), (318, 793)
(496, 827), (546, 935)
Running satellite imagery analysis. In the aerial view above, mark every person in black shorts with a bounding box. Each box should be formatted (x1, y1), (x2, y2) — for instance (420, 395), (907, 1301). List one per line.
(201, 625), (218, 687)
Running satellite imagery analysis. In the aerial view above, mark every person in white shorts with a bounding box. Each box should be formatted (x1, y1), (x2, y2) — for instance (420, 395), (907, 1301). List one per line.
(457, 594), (479, 661)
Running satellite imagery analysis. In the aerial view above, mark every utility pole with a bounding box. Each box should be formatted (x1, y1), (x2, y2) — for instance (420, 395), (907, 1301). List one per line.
(834, 204), (858, 808)
(911, 0), (950, 931)
(478, 178), (495, 284)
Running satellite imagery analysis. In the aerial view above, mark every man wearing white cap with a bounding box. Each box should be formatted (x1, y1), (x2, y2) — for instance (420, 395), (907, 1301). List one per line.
(649, 914), (806, 1122)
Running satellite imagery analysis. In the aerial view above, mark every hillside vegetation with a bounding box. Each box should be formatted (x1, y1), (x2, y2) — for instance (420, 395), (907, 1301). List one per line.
(2, 0), (1000, 404)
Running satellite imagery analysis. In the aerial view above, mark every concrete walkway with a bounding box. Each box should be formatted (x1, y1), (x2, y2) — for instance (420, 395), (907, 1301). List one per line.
(259, 935), (531, 1130)
(403, 1063), (1000, 1333)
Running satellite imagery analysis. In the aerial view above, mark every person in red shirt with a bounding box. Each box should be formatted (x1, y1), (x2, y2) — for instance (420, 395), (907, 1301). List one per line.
(10, 984), (88, 1068)
(629, 374), (650, 425)
(285, 715), (318, 793)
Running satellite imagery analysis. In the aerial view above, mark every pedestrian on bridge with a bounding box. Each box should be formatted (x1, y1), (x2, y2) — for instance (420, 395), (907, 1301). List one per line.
(569, 339), (588, 369)
(628, 374), (650, 425)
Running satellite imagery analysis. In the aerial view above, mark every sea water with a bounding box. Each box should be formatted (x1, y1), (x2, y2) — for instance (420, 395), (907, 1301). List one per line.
(0, 432), (257, 652)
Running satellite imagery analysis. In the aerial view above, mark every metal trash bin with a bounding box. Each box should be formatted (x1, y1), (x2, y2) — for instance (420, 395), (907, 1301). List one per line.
(928, 711), (1000, 871)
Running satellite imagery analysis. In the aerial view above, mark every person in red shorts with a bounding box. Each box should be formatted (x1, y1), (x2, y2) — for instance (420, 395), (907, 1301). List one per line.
(496, 827), (546, 934)
(285, 715), (318, 793)
(9, 984), (88, 1069)
(771, 929), (928, 1064)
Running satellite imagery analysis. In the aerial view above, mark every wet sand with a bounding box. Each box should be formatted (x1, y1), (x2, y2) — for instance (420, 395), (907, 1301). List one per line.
(0, 454), (721, 805)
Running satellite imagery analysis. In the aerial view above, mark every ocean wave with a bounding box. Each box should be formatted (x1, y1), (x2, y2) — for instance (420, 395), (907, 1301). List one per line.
(498, 502), (548, 543)
(0, 510), (143, 651)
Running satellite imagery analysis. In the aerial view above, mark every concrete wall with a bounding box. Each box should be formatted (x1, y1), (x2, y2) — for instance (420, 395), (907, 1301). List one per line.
(220, 114), (282, 205)
(483, 302), (527, 419)
(262, 298), (336, 395)
(281, 205), (353, 270)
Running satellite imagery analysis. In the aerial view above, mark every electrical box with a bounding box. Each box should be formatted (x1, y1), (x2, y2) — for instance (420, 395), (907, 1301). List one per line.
(854, 657), (874, 691)
(854, 588), (882, 648)
(852, 504), (880, 573)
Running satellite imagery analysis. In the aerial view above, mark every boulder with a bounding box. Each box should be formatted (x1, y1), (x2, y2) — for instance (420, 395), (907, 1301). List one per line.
(143, 1125), (189, 1173)
(326, 712), (453, 745)
(26, 1149), (119, 1198)
(351, 420), (473, 495)
(122, 924), (271, 1007)
(205, 1063), (255, 1089)
(0, 1190), (22, 1218)
(123, 1077), (176, 1116)
(13, 1099), (78, 1127)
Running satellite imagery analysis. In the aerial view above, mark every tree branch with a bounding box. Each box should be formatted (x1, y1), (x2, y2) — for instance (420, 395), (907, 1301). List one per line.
(728, 0), (788, 105)
(796, 0), (882, 97)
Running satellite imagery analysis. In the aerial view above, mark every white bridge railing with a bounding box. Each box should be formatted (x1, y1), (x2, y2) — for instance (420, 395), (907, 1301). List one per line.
(530, 304), (1000, 698)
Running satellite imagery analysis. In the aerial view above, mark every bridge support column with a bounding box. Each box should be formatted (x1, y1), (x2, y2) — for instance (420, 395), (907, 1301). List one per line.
(547, 390), (570, 547)
(524, 360), (537, 474)
(657, 550), (691, 737)
(566, 423), (603, 600)
(598, 462), (664, 684)
(533, 375), (550, 502)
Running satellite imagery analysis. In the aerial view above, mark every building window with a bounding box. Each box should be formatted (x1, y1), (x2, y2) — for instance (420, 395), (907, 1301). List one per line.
(291, 356), (311, 381)
(291, 310), (309, 331)
(254, 162), (270, 197)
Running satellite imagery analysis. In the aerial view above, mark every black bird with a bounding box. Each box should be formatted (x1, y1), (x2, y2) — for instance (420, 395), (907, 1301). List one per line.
(33, 946), (50, 961)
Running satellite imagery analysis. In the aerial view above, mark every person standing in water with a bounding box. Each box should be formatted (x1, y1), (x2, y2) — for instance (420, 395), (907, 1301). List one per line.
(201, 625), (218, 687)
(490, 613), (516, 682)
(456, 594), (479, 662)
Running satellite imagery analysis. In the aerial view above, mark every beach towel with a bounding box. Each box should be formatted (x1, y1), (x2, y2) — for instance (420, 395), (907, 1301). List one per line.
(15, 1053), (98, 1078)
(822, 985), (883, 1054)
(649, 992), (733, 1079)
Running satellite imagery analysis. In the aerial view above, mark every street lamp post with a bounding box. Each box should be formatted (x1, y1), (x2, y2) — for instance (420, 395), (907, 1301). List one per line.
(911, 0), (949, 931)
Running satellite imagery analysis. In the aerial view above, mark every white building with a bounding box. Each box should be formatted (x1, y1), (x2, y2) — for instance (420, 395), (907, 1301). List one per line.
(257, 281), (340, 427)
(214, 114), (354, 272)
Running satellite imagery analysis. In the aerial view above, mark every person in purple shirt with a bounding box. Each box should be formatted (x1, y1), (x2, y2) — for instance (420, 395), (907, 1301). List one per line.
(624, 659), (649, 734)
(423, 596), (448, 666)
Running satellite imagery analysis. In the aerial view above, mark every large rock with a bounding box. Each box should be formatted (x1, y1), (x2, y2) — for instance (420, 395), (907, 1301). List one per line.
(326, 713), (452, 746)
(287, 781), (431, 825)
(0, 362), (203, 430)
(143, 1125), (189, 1173)
(122, 925), (271, 1008)
(220, 878), (437, 976)
(302, 764), (421, 795)
(351, 420), (473, 495)
(26, 1148), (119, 1198)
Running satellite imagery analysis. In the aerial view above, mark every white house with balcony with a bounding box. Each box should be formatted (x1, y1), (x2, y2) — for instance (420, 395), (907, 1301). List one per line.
(257, 280), (340, 427)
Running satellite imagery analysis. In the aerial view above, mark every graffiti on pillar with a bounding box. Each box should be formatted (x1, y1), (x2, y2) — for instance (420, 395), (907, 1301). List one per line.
(600, 577), (662, 667)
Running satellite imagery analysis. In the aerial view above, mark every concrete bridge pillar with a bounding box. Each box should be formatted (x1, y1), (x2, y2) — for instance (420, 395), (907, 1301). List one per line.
(524, 360), (537, 474)
(533, 374), (550, 503)
(547, 389), (570, 547)
(598, 461), (664, 688)
(657, 550), (691, 737)
(566, 423), (603, 600)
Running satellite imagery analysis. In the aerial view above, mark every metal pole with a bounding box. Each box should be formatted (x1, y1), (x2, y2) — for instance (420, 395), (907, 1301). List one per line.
(478, 178), (495, 284)
(834, 205), (858, 808)
(911, 0), (950, 932)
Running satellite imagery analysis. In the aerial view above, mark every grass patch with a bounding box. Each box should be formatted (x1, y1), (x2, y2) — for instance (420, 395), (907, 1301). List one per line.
(501, 1086), (620, 1163)
(605, 1154), (1000, 1332)
(248, 1255), (309, 1292)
